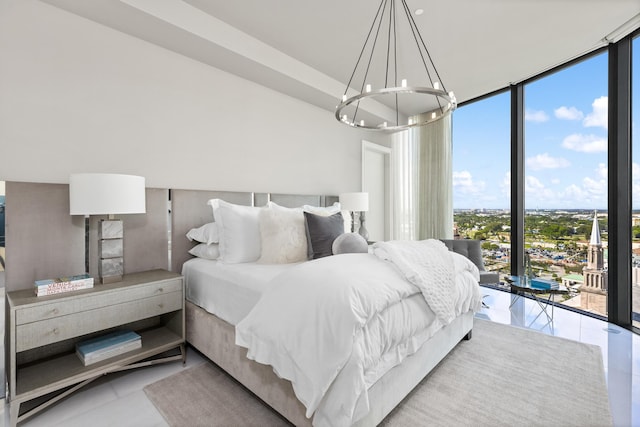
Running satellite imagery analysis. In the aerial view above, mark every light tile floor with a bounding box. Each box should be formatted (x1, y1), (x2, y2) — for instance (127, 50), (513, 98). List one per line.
(2, 287), (639, 426)
(478, 287), (640, 427)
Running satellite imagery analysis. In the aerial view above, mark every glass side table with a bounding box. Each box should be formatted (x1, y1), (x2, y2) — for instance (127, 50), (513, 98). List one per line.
(505, 275), (569, 328)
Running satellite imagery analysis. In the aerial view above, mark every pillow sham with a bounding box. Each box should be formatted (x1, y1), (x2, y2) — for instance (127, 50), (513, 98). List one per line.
(303, 202), (351, 233)
(188, 243), (220, 260)
(304, 211), (345, 259)
(258, 204), (308, 264)
(208, 199), (262, 263)
(186, 222), (219, 245)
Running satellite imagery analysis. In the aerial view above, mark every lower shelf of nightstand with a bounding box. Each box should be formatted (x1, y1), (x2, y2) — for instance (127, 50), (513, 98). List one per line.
(15, 326), (183, 398)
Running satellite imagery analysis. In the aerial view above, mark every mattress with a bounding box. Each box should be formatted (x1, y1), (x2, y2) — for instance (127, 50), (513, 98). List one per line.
(182, 257), (299, 325)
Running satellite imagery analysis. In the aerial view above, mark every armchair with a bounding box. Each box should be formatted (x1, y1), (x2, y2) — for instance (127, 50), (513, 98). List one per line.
(440, 239), (500, 284)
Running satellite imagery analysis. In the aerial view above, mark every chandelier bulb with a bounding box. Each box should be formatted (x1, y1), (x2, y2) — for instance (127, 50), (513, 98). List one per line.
(401, 79), (407, 88)
(433, 82), (440, 90)
(431, 112), (437, 119)
(360, 120), (365, 126)
(342, 94), (347, 102)
(365, 84), (372, 93)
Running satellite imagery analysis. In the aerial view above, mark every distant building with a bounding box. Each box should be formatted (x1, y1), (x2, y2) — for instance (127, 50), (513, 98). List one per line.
(582, 211), (608, 293)
(562, 274), (584, 288)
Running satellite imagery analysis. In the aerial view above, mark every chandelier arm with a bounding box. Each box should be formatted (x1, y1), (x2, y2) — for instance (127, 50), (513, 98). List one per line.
(343, 0), (387, 97)
(384, 0), (394, 89)
(393, 1), (399, 125)
(402, 0), (448, 93)
(354, 0), (389, 123)
(400, 0), (445, 113)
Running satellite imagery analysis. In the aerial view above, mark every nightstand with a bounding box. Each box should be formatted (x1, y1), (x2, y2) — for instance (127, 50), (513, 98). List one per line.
(6, 269), (185, 426)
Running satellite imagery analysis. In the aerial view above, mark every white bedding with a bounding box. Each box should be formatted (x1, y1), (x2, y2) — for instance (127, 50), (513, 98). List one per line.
(182, 257), (300, 325)
(236, 245), (481, 427)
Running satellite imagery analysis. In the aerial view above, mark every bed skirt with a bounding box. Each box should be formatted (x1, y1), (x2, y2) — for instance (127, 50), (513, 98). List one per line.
(185, 300), (473, 426)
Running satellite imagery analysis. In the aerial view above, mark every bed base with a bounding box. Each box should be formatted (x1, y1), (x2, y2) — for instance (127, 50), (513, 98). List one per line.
(186, 301), (474, 426)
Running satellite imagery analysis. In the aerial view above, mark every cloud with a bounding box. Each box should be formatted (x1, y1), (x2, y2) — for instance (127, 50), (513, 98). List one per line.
(525, 175), (556, 202)
(526, 153), (570, 171)
(453, 170), (485, 195)
(554, 106), (583, 121)
(634, 163), (640, 205)
(500, 172), (511, 198)
(583, 96), (608, 129)
(561, 133), (607, 153)
(525, 109), (549, 123)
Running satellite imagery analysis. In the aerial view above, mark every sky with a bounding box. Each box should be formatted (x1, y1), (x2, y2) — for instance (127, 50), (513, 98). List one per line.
(452, 37), (639, 210)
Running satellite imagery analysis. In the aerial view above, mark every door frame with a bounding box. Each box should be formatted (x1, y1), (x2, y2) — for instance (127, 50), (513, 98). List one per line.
(361, 141), (392, 241)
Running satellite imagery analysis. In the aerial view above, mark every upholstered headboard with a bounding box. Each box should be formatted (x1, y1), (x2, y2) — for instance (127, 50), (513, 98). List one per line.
(4, 181), (339, 290)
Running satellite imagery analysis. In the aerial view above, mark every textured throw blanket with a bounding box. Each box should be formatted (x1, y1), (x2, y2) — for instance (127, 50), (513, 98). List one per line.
(373, 239), (457, 324)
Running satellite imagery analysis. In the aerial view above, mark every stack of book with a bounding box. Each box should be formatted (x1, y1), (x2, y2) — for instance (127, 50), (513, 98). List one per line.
(531, 278), (560, 290)
(34, 273), (94, 296)
(76, 330), (142, 366)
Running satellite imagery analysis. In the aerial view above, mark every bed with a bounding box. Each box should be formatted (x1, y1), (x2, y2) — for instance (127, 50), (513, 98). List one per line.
(171, 189), (481, 427)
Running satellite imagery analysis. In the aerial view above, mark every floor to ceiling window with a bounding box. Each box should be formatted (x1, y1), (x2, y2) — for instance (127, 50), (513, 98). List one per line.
(632, 35), (639, 329)
(451, 33), (636, 332)
(452, 92), (511, 280)
(523, 52), (609, 319)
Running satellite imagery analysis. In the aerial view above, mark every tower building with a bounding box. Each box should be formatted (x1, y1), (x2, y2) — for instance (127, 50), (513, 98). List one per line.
(582, 210), (608, 295)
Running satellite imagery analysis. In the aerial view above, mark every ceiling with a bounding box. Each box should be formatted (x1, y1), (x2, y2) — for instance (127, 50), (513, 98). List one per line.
(42, 0), (640, 126)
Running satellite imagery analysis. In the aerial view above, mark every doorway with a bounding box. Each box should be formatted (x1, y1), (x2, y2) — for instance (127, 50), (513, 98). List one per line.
(362, 141), (391, 242)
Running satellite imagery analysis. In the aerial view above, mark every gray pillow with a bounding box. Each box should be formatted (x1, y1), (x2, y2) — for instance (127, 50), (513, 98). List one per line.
(304, 211), (344, 259)
(332, 233), (368, 255)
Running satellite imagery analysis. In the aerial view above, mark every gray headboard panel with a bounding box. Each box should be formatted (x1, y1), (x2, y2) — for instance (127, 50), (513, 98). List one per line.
(268, 193), (322, 208)
(5, 183), (169, 291)
(5, 182), (85, 291)
(170, 190), (252, 273)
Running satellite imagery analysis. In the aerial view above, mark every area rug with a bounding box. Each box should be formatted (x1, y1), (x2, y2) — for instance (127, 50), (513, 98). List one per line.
(144, 319), (612, 426)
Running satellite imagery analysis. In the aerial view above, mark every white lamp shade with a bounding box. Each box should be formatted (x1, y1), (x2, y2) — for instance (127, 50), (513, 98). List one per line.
(339, 192), (369, 212)
(69, 173), (146, 215)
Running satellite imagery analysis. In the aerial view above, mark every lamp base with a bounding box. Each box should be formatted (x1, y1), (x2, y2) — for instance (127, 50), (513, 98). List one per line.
(99, 219), (124, 284)
(358, 212), (369, 242)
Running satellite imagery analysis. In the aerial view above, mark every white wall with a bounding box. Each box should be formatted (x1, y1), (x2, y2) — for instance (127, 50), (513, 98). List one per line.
(0, 0), (390, 195)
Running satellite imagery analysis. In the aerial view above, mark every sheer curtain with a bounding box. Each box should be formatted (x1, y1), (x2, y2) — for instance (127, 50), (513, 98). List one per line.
(391, 114), (453, 240)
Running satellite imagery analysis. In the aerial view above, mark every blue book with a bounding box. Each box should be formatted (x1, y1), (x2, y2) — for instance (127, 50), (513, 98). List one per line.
(76, 330), (141, 357)
(531, 278), (559, 290)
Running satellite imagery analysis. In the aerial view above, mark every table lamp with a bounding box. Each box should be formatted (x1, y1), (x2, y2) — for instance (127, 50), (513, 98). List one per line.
(339, 192), (369, 241)
(70, 173), (146, 284)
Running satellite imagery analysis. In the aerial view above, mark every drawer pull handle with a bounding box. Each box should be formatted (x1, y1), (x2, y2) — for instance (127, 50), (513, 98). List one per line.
(52, 328), (59, 335)
(158, 303), (164, 309)
(157, 287), (164, 293)
(51, 308), (59, 315)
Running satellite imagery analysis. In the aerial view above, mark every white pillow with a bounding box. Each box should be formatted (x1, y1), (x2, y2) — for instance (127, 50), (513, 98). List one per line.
(208, 199), (262, 263)
(302, 202), (351, 233)
(258, 203), (308, 264)
(186, 222), (219, 245)
(188, 243), (220, 260)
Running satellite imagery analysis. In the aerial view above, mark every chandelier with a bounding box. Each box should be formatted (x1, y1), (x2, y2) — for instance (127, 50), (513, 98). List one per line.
(335, 0), (456, 131)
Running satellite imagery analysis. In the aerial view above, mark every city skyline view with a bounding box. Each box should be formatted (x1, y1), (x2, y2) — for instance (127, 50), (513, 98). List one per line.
(452, 43), (639, 210)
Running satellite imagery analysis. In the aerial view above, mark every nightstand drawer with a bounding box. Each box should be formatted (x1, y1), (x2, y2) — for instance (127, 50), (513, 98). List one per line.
(15, 291), (182, 352)
(15, 278), (183, 325)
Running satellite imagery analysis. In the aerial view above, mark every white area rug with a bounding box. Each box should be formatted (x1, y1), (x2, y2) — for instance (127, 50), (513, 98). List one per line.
(145, 319), (612, 426)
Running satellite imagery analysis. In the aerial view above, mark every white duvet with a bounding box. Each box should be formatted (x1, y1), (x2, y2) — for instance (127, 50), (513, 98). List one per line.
(235, 241), (481, 427)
